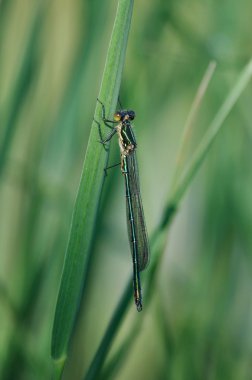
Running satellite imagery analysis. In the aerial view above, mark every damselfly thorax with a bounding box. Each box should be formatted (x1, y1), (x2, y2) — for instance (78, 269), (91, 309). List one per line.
(115, 117), (137, 158)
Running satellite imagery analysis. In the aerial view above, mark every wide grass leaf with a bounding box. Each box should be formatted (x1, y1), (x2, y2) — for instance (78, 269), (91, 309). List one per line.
(51, 0), (134, 373)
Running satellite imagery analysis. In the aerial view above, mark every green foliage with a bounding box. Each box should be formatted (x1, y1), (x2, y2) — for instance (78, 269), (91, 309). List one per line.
(51, 0), (134, 369)
(0, 0), (252, 380)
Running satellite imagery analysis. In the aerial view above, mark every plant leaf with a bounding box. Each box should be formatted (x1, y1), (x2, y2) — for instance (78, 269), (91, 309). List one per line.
(51, 0), (134, 369)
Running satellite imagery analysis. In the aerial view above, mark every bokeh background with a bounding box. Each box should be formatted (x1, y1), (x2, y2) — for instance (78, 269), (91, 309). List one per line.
(1, 0), (252, 379)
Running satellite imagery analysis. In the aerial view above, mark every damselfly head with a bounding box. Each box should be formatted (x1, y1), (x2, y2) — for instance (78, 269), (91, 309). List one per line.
(114, 110), (135, 122)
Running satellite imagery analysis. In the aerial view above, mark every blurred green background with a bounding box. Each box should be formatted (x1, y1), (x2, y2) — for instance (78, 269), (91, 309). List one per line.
(1, 0), (252, 379)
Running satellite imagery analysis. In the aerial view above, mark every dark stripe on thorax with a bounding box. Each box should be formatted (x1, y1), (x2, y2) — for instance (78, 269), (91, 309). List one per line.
(121, 121), (137, 148)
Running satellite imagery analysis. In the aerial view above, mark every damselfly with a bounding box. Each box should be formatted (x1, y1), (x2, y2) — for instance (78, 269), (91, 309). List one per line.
(97, 99), (150, 311)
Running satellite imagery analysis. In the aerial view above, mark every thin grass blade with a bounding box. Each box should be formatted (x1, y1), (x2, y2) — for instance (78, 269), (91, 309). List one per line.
(83, 58), (252, 379)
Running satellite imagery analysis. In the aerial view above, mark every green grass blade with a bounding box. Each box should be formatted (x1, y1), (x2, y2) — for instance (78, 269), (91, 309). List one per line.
(82, 58), (252, 378)
(51, 0), (134, 367)
(168, 58), (252, 207)
(100, 317), (142, 380)
(84, 280), (133, 380)
(0, 3), (44, 175)
(171, 61), (217, 190)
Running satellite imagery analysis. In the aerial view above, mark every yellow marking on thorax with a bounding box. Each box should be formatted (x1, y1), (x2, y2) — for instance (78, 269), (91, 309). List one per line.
(116, 122), (135, 156)
(116, 124), (125, 155)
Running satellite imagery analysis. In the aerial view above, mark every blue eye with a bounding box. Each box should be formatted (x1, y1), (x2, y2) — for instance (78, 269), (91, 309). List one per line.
(128, 111), (135, 120)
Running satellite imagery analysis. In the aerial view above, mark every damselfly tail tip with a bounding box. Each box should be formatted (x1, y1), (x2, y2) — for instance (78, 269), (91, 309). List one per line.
(135, 299), (142, 312)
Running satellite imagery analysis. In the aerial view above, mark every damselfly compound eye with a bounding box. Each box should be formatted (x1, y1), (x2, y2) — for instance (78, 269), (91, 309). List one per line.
(128, 110), (135, 120)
